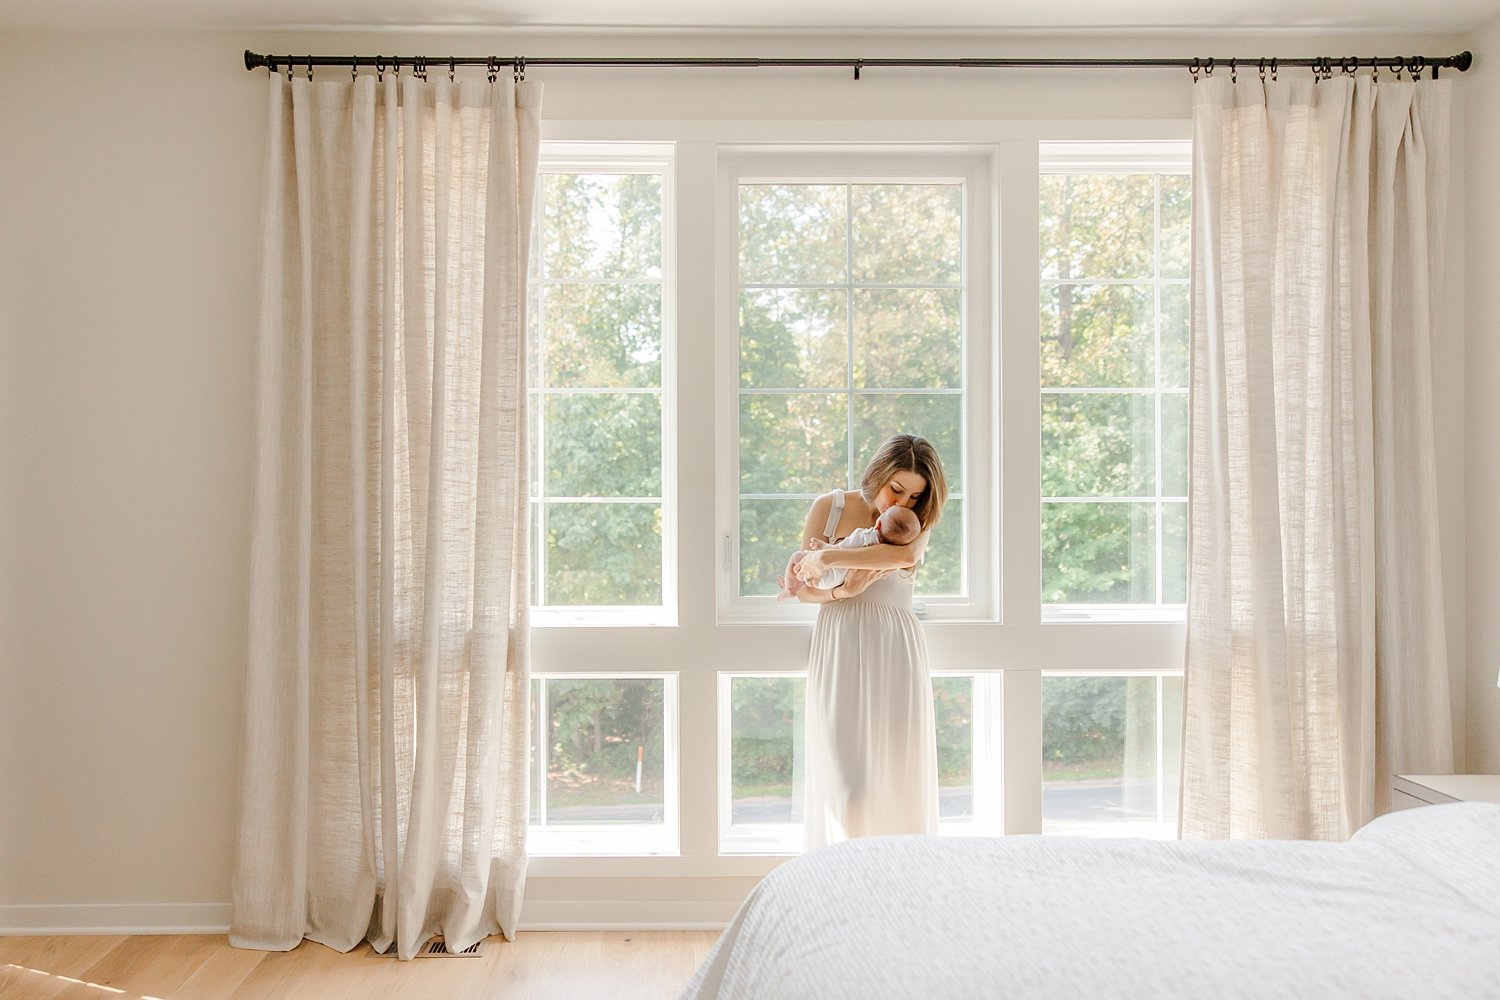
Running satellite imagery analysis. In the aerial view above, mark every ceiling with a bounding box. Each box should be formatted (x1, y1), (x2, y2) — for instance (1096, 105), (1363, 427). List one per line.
(3, 0), (1499, 34)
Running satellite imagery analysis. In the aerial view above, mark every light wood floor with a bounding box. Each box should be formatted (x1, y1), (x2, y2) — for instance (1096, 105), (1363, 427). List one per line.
(0, 931), (720, 1000)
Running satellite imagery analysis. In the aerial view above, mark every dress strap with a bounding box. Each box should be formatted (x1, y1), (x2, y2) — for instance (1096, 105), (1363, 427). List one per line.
(822, 489), (846, 541)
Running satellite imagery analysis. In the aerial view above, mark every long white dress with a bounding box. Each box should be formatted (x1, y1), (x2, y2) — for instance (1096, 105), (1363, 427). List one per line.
(803, 490), (939, 850)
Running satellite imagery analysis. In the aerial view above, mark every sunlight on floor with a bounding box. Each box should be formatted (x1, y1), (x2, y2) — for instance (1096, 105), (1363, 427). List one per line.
(6, 962), (165, 999)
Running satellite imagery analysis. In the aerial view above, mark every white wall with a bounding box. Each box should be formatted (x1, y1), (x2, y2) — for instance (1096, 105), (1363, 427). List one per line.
(0, 25), (1474, 931)
(1465, 16), (1500, 772)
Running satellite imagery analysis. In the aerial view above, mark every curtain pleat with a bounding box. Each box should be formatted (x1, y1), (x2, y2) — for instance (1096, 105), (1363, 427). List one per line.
(1182, 75), (1452, 841)
(232, 71), (541, 960)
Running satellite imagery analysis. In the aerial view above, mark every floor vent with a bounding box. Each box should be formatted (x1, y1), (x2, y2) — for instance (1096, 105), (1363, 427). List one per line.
(416, 938), (485, 958)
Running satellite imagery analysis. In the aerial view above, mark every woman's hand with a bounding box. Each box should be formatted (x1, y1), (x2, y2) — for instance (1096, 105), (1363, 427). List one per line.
(795, 549), (829, 584)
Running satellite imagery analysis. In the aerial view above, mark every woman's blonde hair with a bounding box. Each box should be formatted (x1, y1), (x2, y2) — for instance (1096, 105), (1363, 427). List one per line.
(860, 434), (948, 531)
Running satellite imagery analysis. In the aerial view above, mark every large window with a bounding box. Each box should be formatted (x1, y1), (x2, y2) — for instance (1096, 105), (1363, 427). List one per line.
(721, 153), (992, 621)
(519, 135), (1186, 872)
(1039, 143), (1190, 618)
(529, 148), (674, 625)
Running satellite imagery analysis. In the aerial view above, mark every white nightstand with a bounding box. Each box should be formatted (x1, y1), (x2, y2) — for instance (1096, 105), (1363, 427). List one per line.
(1392, 774), (1500, 809)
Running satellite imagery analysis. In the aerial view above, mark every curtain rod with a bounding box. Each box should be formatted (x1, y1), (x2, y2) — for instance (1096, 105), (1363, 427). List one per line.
(244, 49), (1473, 81)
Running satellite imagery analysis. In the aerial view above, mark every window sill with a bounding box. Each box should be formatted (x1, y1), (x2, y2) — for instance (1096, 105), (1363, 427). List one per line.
(527, 826), (678, 857)
(1041, 605), (1186, 625)
(531, 607), (677, 628)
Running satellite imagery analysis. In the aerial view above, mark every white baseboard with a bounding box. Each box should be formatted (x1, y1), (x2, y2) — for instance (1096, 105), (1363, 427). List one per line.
(0, 901), (730, 935)
(0, 903), (232, 936)
(519, 899), (737, 929)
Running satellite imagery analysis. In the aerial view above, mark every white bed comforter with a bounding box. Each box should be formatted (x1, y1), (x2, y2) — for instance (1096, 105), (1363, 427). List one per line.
(682, 803), (1500, 1000)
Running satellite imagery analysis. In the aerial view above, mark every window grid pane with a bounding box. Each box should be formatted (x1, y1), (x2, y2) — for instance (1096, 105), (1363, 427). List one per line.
(1041, 169), (1189, 609)
(532, 168), (666, 610)
(721, 673), (975, 850)
(1041, 673), (1182, 838)
(528, 674), (678, 857)
(738, 180), (966, 601)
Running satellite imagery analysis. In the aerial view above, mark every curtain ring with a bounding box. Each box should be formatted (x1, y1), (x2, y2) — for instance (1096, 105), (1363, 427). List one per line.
(1409, 56), (1425, 79)
(1392, 57), (1404, 80)
(1229, 57), (1237, 83)
(488, 56), (499, 83)
(1371, 57), (1379, 81)
(1257, 57), (1266, 82)
(1189, 57), (1201, 82)
(1270, 57), (1278, 81)
(285, 57), (292, 82)
(449, 57), (456, 82)
(375, 56), (385, 82)
(1203, 56), (1215, 76)
(307, 56), (313, 81)
(1341, 55), (1357, 77)
(514, 56), (526, 82)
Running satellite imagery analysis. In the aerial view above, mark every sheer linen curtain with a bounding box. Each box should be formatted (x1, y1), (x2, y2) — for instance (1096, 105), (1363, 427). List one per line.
(231, 71), (541, 960)
(1182, 74), (1453, 841)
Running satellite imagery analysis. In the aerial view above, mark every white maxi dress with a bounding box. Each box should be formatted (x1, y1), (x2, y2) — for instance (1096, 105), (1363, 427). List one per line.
(803, 490), (939, 850)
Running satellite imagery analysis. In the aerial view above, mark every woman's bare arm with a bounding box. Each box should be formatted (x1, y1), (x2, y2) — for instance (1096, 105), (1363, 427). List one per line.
(794, 567), (888, 604)
(800, 530), (930, 575)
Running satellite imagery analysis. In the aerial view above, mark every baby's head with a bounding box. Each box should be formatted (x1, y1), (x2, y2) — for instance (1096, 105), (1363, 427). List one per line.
(875, 505), (921, 545)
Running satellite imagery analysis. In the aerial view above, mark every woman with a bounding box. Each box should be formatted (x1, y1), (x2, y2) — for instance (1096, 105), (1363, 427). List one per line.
(791, 433), (948, 850)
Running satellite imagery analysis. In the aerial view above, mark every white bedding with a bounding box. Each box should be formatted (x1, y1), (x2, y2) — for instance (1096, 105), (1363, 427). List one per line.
(682, 803), (1500, 999)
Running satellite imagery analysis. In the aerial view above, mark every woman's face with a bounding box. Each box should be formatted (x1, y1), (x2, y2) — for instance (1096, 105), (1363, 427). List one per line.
(873, 471), (927, 515)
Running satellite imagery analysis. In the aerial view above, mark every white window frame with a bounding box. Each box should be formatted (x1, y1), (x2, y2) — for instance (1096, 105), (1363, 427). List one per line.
(517, 122), (1192, 884)
(527, 671), (681, 857)
(717, 670), (995, 855)
(1038, 140), (1192, 625)
(1040, 669), (1183, 840)
(714, 148), (997, 624)
(530, 142), (680, 629)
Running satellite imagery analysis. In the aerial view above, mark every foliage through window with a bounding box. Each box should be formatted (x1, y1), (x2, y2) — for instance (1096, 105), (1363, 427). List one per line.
(529, 675), (676, 854)
(1041, 673), (1182, 837)
(735, 175), (967, 604)
(1039, 157), (1189, 611)
(529, 163), (669, 616)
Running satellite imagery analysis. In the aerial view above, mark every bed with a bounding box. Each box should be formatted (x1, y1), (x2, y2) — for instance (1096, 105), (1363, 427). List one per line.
(682, 802), (1500, 999)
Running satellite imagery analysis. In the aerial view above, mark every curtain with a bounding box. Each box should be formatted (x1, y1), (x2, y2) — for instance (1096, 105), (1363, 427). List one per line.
(1182, 74), (1452, 841)
(230, 70), (542, 959)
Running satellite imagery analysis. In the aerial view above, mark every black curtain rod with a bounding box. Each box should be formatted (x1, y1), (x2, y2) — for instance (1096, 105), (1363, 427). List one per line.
(245, 49), (1473, 81)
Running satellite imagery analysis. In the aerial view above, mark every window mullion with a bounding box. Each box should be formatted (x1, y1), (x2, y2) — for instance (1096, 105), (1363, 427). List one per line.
(846, 182), (856, 490)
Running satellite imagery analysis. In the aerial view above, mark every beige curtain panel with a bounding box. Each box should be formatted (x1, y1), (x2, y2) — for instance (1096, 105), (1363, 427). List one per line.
(1183, 74), (1453, 841)
(231, 71), (542, 959)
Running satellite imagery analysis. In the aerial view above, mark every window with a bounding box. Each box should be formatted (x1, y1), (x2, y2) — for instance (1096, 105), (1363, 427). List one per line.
(529, 674), (678, 855)
(1041, 672), (1182, 838)
(518, 133), (1187, 872)
(719, 672), (979, 853)
(1039, 142), (1190, 619)
(530, 146), (675, 625)
(720, 152), (993, 622)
